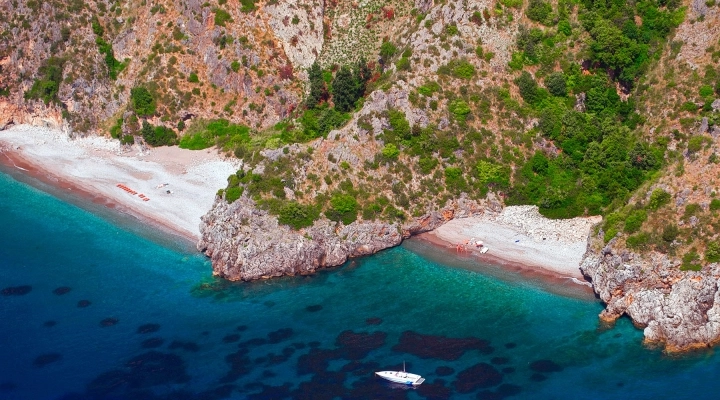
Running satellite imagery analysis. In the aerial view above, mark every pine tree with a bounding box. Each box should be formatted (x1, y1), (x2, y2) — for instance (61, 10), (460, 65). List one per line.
(354, 57), (372, 100)
(307, 62), (325, 109)
(332, 65), (357, 112)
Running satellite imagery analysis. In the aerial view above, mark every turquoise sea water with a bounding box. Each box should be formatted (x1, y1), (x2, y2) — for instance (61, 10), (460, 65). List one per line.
(2, 168), (720, 400)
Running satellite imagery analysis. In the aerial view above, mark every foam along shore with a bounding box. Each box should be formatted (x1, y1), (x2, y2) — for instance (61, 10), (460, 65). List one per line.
(421, 205), (602, 281)
(0, 125), (240, 241)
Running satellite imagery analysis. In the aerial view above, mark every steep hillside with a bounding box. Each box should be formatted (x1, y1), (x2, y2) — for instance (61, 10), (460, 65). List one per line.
(5, 0), (720, 350)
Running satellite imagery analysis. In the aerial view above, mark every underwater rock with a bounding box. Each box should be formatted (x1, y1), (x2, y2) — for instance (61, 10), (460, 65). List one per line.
(77, 300), (91, 308)
(1, 285), (32, 296)
(33, 353), (62, 368)
(52, 286), (71, 295)
(136, 323), (160, 334)
(99, 318), (118, 327)
(453, 363), (503, 393)
(393, 331), (492, 360)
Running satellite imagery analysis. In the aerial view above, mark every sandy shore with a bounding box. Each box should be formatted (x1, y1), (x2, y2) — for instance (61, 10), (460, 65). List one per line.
(0, 125), (240, 242)
(420, 206), (602, 282)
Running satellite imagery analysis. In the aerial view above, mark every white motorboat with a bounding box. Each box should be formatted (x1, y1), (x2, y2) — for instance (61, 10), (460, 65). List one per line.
(375, 362), (425, 386)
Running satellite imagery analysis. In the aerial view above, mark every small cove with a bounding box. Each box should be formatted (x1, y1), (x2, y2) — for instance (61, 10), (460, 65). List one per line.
(1, 169), (719, 399)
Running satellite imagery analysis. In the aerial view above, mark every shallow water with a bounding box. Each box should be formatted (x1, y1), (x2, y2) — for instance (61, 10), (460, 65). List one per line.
(1, 169), (720, 400)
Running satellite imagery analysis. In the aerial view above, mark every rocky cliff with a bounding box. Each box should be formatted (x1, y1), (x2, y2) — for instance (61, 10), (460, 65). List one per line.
(581, 239), (720, 352)
(198, 194), (490, 281)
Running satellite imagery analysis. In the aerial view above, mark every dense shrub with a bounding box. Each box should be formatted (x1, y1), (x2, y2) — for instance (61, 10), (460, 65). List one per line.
(327, 194), (358, 225)
(25, 57), (65, 104)
(179, 119), (250, 150)
(239, 0), (257, 12)
(387, 110), (411, 140)
(332, 65), (357, 112)
(448, 99), (471, 121)
(648, 189), (671, 210)
(710, 198), (720, 211)
(418, 81), (441, 96)
(439, 60), (476, 79)
(545, 72), (567, 97)
(141, 121), (177, 146)
(379, 41), (397, 63)
(626, 232), (650, 249)
(418, 156), (438, 174)
(214, 8), (233, 26)
(299, 106), (350, 140)
(514, 71), (539, 104)
(624, 209), (647, 233)
(381, 143), (400, 159)
(130, 87), (156, 116)
(526, 0), (553, 24)
(706, 242), (720, 263)
(396, 57), (411, 71)
(661, 224), (679, 243)
(278, 202), (319, 229)
(476, 160), (509, 187)
(225, 186), (244, 203)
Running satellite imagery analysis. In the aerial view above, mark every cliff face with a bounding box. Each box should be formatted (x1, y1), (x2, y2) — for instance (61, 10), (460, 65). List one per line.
(198, 195), (490, 281)
(581, 243), (720, 352)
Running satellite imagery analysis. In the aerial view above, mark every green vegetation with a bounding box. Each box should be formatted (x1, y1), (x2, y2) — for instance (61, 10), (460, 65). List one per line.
(526, 0), (553, 25)
(141, 121), (177, 147)
(91, 17), (125, 79)
(581, 0), (684, 86)
(179, 119), (250, 150)
(503, 0), (683, 218)
(332, 65), (357, 112)
(706, 242), (720, 263)
(130, 87), (156, 117)
(648, 189), (671, 210)
(278, 202), (320, 229)
(438, 59), (476, 79)
(214, 8), (233, 26)
(25, 57), (65, 104)
(239, 0), (257, 13)
(544, 72), (567, 97)
(379, 41), (398, 64)
(306, 63), (326, 109)
(326, 194), (359, 225)
(381, 143), (400, 159)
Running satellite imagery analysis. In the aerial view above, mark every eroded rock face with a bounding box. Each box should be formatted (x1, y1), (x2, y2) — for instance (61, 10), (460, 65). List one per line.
(581, 242), (720, 352)
(197, 196), (486, 281)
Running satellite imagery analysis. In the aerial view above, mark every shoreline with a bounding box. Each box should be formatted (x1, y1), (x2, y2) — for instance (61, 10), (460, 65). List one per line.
(2, 125), (599, 297)
(409, 233), (596, 298)
(0, 149), (196, 249)
(416, 206), (602, 291)
(0, 125), (240, 248)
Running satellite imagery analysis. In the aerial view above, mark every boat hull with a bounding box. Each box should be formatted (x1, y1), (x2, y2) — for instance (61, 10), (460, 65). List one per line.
(375, 371), (425, 385)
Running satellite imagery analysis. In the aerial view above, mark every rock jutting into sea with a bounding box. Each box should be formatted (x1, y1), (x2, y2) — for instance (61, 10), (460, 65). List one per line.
(197, 195), (494, 281)
(581, 234), (720, 353)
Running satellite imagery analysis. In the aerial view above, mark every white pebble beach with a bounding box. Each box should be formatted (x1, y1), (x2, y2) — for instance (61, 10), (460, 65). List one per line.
(0, 125), (240, 241)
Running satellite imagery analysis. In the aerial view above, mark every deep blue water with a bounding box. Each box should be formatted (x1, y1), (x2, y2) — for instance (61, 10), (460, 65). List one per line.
(2, 169), (720, 400)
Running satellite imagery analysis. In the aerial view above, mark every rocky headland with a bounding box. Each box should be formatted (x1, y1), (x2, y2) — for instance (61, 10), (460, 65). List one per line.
(581, 236), (720, 353)
(198, 195), (492, 281)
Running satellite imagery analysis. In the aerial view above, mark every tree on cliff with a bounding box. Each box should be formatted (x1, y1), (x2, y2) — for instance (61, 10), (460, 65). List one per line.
(332, 65), (357, 112)
(354, 57), (372, 100)
(306, 62), (326, 109)
(130, 87), (156, 117)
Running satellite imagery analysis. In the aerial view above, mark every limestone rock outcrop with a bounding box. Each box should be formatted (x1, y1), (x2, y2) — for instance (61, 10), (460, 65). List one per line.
(198, 196), (486, 281)
(581, 240), (720, 352)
